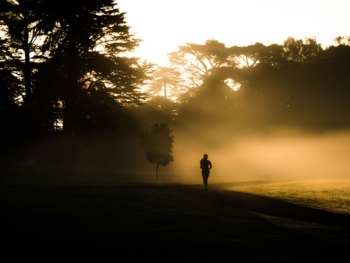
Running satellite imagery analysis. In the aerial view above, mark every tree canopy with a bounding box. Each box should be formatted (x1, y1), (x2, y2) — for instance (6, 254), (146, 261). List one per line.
(0, 0), (147, 142)
(140, 122), (174, 180)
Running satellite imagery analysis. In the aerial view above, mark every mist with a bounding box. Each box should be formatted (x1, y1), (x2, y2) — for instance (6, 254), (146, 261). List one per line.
(6, 123), (350, 186)
(170, 127), (350, 184)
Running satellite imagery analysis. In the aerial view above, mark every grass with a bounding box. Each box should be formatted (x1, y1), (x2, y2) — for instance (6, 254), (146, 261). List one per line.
(229, 179), (350, 214)
(1, 160), (350, 262)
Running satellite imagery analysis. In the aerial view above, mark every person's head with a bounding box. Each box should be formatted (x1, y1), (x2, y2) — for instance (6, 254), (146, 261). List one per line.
(203, 154), (208, 159)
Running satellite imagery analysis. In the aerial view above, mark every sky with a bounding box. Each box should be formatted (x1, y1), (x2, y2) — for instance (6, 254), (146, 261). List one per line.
(117, 0), (350, 65)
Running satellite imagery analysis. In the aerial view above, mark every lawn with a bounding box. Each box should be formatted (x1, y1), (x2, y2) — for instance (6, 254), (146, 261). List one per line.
(228, 179), (350, 215)
(1, 161), (350, 262)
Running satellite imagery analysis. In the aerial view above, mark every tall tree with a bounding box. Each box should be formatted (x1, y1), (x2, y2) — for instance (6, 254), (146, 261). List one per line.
(48, 0), (146, 133)
(0, 0), (147, 137)
(168, 40), (235, 88)
(0, 0), (63, 137)
(148, 66), (185, 100)
(0, 0), (53, 108)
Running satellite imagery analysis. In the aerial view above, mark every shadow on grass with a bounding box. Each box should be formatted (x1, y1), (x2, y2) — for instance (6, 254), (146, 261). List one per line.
(1, 161), (350, 261)
(1, 181), (350, 261)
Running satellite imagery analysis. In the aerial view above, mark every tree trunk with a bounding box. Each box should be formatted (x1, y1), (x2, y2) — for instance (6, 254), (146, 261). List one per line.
(156, 163), (159, 180)
(23, 21), (32, 110)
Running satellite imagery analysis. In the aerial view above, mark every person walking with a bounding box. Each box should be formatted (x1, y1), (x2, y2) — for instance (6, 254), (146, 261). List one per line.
(200, 154), (212, 191)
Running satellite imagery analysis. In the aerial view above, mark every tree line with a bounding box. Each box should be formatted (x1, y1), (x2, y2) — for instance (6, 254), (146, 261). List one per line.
(0, 0), (148, 147)
(1, 0), (350, 165)
(147, 38), (350, 134)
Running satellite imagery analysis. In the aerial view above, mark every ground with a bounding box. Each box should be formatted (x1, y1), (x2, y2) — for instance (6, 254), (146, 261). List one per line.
(1, 177), (350, 262)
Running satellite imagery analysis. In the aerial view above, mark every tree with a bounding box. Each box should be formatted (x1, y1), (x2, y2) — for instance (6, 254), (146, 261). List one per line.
(0, 0), (63, 137)
(140, 122), (174, 180)
(168, 40), (234, 88)
(0, 0), (147, 138)
(334, 35), (350, 46)
(228, 43), (285, 68)
(148, 66), (185, 100)
(47, 0), (147, 133)
(0, 0), (55, 107)
(283, 37), (322, 64)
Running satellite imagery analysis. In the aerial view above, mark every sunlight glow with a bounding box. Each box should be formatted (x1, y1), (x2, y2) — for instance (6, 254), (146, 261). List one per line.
(117, 0), (350, 65)
(225, 78), (241, 91)
(169, 129), (350, 184)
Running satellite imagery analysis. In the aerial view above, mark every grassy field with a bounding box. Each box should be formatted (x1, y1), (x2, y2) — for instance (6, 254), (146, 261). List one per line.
(228, 179), (350, 215)
(1, 160), (350, 262)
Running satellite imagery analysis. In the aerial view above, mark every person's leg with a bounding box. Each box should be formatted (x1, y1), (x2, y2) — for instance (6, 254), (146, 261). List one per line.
(203, 174), (209, 190)
(202, 171), (209, 190)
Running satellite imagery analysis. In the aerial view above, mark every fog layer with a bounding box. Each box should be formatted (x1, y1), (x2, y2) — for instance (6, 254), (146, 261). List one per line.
(171, 128), (350, 184)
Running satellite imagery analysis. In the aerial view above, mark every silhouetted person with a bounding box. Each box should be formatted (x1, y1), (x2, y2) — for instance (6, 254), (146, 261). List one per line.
(200, 154), (212, 191)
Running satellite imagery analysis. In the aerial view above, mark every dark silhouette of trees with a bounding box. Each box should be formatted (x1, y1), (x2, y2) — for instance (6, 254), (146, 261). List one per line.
(140, 122), (174, 180)
(46, 0), (147, 133)
(0, 0), (63, 139)
(2, 0), (350, 171)
(228, 43), (285, 68)
(334, 36), (350, 46)
(166, 37), (350, 133)
(0, 0), (52, 109)
(0, 0), (147, 145)
(283, 37), (322, 64)
(224, 41), (350, 130)
(229, 42), (268, 67)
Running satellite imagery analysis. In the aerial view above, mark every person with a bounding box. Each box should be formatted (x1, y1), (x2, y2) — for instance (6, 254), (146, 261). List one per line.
(200, 154), (212, 191)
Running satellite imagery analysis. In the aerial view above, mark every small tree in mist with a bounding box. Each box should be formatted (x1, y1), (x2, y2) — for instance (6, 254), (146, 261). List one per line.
(140, 122), (174, 180)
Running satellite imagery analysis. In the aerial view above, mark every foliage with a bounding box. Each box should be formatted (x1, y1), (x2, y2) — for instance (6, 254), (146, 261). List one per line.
(168, 40), (234, 88)
(0, 0), (147, 140)
(147, 66), (186, 100)
(283, 37), (322, 64)
(164, 37), (350, 132)
(140, 122), (174, 180)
